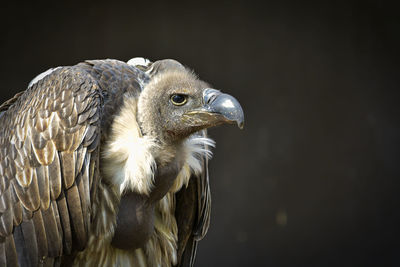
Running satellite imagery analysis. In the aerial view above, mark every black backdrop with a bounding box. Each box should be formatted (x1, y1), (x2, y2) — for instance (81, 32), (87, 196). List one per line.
(1, 1), (399, 266)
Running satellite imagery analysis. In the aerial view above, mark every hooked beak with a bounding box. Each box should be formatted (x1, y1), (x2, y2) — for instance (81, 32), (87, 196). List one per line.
(184, 88), (244, 129)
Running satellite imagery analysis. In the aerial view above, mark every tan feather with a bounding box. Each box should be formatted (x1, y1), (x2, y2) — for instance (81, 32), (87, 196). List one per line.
(0, 169), (7, 195)
(65, 184), (86, 250)
(59, 87), (72, 103)
(41, 204), (62, 257)
(0, 195), (13, 237)
(77, 108), (92, 125)
(51, 200), (63, 250)
(54, 131), (73, 151)
(76, 173), (89, 232)
(74, 145), (87, 177)
(50, 98), (62, 113)
(41, 113), (60, 140)
(56, 192), (72, 254)
(48, 152), (62, 200)
(0, 208), (13, 236)
(37, 165), (50, 210)
(60, 151), (76, 189)
(15, 167), (33, 188)
(0, 238), (5, 266)
(32, 140), (56, 166)
(22, 206), (33, 222)
(82, 125), (97, 147)
(57, 100), (74, 120)
(5, 234), (18, 266)
(13, 172), (40, 211)
(32, 209), (48, 259)
(12, 201), (22, 226)
(76, 98), (91, 115)
(61, 106), (78, 129)
(69, 126), (86, 152)
(20, 219), (39, 265)
(14, 143), (30, 173)
(35, 115), (50, 132)
(31, 127), (49, 150)
(0, 185), (11, 212)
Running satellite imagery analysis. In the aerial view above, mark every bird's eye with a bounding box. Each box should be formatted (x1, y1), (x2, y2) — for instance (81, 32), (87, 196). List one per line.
(170, 94), (188, 106)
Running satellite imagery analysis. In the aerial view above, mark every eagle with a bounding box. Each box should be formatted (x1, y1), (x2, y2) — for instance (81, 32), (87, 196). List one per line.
(0, 58), (244, 266)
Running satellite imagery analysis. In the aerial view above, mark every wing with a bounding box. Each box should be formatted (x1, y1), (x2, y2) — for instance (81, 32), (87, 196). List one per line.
(0, 66), (103, 266)
(175, 130), (212, 267)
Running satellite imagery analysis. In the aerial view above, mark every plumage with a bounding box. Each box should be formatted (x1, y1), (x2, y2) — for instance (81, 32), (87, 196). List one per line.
(0, 57), (244, 266)
(65, 183), (86, 250)
(36, 165), (50, 210)
(48, 152), (62, 200)
(31, 209), (48, 258)
(42, 201), (62, 257)
(20, 219), (38, 264)
(5, 235), (18, 266)
(57, 192), (72, 255)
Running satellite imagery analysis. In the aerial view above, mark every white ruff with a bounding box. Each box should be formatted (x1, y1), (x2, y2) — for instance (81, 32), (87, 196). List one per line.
(184, 135), (215, 174)
(102, 95), (158, 195)
(171, 135), (215, 193)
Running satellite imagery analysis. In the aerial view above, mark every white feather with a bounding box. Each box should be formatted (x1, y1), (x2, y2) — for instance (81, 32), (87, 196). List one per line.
(170, 135), (215, 193)
(117, 135), (158, 194)
(28, 67), (61, 88)
(185, 135), (215, 174)
(127, 57), (152, 67)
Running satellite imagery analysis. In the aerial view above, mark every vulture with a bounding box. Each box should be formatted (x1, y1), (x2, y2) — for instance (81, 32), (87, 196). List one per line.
(0, 58), (244, 266)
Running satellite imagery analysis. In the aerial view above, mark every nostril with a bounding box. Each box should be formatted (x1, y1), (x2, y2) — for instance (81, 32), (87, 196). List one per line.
(207, 93), (218, 104)
(203, 88), (221, 105)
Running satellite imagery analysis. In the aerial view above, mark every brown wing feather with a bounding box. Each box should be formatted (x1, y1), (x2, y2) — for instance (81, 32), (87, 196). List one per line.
(175, 176), (198, 267)
(0, 66), (103, 266)
(175, 130), (212, 267)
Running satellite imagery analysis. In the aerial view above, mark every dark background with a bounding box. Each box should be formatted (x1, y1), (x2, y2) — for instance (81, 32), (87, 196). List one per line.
(1, 1), (399, 266)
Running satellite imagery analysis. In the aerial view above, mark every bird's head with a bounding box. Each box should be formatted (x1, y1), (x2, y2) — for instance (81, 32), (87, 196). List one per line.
(137, 59), (244, 143)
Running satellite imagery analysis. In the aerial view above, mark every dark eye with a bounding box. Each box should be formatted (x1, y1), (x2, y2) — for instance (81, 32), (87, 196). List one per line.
(170, 94), (188, 106)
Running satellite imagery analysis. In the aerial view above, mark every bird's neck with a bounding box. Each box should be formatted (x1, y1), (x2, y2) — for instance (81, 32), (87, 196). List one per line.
(138, 119), (186, 149)
(137, 113), (189, 167)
